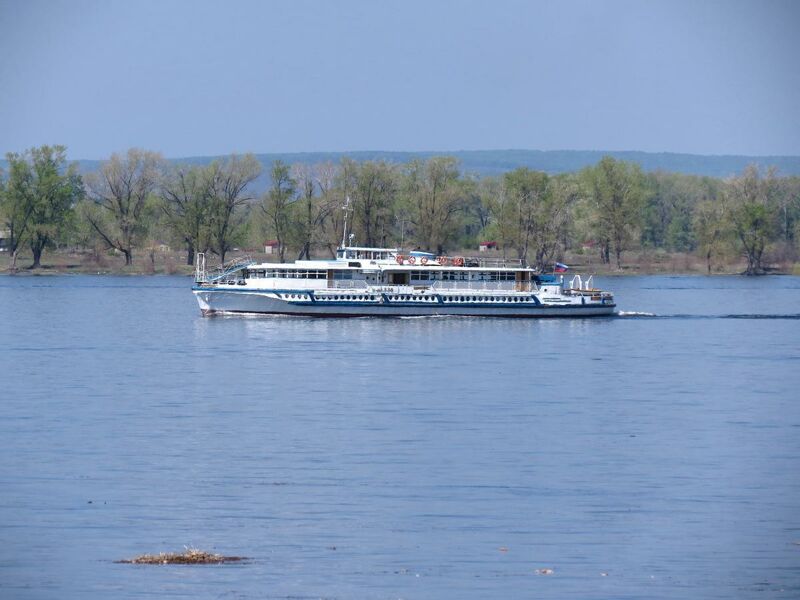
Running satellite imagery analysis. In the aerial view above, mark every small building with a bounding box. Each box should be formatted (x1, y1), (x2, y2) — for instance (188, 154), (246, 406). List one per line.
(264, 240), (280, 254)
(0, 229), (9, 252)
(478, 241), (497, 252)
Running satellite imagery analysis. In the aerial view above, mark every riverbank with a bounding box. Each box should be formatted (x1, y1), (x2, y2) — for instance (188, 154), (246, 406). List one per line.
(1, 249), (797, 276)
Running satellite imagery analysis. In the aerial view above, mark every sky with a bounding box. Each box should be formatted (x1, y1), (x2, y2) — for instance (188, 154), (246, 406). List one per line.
(1, 0), (798, 159)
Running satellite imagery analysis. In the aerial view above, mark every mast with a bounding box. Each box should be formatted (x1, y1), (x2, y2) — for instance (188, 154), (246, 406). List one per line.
(341, 196), (351, 249)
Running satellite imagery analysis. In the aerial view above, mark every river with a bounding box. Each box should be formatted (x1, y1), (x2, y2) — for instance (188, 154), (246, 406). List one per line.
(1, 274), (798, 599)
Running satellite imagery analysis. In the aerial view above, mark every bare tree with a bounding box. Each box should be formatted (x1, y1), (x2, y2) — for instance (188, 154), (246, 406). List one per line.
(206, 154), (261, 264)
(315, 162), (343, 256)
(290, 163), (338, 259)
(161, 164), (211, 265)
(260, 160), (295, 262)
(85, 149), (163, 266)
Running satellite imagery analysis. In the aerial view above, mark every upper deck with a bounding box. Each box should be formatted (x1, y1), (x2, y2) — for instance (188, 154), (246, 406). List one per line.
(245, 246), (530, 272)
(195, 245), (548, 293)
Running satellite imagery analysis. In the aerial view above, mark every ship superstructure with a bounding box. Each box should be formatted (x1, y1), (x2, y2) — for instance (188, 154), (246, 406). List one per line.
(192, 246), (616, 317)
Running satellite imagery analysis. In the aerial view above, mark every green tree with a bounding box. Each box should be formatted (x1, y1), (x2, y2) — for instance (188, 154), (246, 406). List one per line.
(724, 165), (779, 275)
(260, 160), (295, 262)
(27, 146), (83, 268)
(404, 157), (462, 253)
(351, 160), (397, 247)
(692, 198), (727, 274)
(2, 146), (82, 269)
(161, 164), (212, 265)
(501, 167), (575, 268)
(584, 157), (646, 269)
(85, 149), (163, 266)
(2, 153), (36, 270)
(206, 154), (261, 264)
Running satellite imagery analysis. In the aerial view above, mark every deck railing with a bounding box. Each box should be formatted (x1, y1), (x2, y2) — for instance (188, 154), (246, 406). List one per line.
(468, 257), (524, 269)
(203, 255), (254, 283)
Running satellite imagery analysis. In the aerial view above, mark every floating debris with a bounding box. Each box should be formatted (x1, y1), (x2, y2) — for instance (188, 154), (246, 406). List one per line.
(498, 547), (509, 553)
(534, 568), (554, 576)
(116, 548), (246, 565)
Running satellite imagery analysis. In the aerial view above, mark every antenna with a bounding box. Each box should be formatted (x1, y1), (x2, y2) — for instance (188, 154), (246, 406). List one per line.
(341, 195), (351, 248)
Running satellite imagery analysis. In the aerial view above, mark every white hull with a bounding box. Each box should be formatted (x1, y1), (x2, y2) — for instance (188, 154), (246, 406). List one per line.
(193, 289), (616, 318)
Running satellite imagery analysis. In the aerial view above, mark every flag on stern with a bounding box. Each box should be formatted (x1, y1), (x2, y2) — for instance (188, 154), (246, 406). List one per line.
(554, 262), (569, 273)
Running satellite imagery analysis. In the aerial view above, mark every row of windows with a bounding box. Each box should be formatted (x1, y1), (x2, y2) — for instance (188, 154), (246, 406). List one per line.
(280, 294), (530, 303)
(443, 296), (531, 303)
(337, 250), (392, 260)
(247, 269), (521, 281)
(410, 271), (518, 281)
(247, 269), (328, 279)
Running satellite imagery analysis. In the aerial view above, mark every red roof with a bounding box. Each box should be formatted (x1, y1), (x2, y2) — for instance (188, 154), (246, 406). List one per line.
(264, 240), (279, 246)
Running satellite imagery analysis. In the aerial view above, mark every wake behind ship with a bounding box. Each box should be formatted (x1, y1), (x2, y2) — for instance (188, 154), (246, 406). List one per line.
(192, 246), (616, 318)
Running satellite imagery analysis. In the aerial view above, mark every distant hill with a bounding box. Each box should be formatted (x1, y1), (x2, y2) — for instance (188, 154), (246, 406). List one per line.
(4, 150), (800, 194)
(168, 149), (800, 178)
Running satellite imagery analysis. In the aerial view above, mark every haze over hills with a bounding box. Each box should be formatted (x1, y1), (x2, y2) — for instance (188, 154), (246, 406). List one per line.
(4, 149), (800, 193)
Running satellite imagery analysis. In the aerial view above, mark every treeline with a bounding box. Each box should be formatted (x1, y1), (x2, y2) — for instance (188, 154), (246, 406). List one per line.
(2, 146), (799, 275)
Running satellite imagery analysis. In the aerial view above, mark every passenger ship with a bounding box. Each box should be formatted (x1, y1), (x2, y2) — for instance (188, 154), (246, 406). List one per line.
(192, 246), (616, 318)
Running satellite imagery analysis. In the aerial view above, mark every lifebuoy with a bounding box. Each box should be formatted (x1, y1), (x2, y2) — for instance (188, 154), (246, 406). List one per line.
(396, 255), (404, 264)
(437, 256), (449, 266)
(407, 256), (416, 265)
(454, 257), (464, 267)
(420, 257), (428, 265)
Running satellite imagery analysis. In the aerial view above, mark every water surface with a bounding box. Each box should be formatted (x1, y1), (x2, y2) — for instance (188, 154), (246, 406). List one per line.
(1, 275), (799, 599)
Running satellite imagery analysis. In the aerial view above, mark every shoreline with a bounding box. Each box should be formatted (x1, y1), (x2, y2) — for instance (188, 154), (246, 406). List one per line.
(2, 247), (798, 277)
